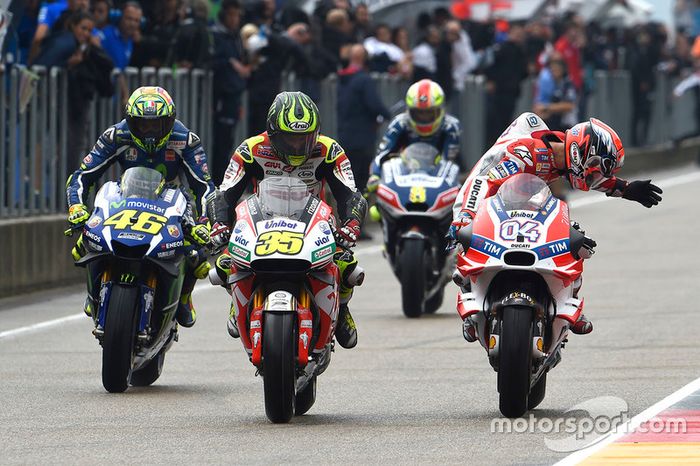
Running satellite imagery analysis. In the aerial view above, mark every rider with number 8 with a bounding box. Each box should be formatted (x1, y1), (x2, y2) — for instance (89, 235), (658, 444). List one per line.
(66, 86), (216, 328)
(209, 91), (367, 349)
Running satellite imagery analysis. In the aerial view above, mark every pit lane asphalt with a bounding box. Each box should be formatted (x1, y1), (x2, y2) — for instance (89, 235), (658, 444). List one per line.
(1, 165), (699, 465)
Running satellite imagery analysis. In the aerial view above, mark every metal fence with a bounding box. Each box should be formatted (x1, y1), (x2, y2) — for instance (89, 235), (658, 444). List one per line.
(2, 65), (698, 220)
(0, 65), (213, 219)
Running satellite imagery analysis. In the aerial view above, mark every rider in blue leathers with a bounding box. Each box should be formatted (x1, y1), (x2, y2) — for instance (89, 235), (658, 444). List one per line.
(367, 79), (460, 193)
(66, 86), (216, 328)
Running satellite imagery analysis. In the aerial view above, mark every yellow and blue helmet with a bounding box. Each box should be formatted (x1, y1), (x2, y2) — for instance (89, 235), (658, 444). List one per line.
(125, 86), (176, 153)
(266, 91), (320, 167)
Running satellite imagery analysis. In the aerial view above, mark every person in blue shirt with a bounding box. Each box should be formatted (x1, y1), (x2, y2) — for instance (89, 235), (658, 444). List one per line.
(29, 0), (89, 63)
(94, 2), (141, 70)
(533, 52), (578, 132)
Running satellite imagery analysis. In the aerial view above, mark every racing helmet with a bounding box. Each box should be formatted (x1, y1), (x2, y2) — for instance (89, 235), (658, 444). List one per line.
(266, 91), (320, 167)
(564, 118), (625, 191)
(125, 86), (176, 153)
(405, 79), (445, 137)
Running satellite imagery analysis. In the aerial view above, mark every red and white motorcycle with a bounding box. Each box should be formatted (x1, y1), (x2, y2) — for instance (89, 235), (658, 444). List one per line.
(214, 177), (346, 423)
(454, 174), (592, 418)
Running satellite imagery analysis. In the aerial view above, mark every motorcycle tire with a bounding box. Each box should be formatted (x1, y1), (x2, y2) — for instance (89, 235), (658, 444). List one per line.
(102, 284), (139, 393)
(295, 375), (317, 416)
(497, 305), (533, 418)
(399, 239), (427, 318)
(262, 312), (296, 423)
(130, 349), (165, 387)
(424, 287), (445, 314)
(528, 373), (547, 410)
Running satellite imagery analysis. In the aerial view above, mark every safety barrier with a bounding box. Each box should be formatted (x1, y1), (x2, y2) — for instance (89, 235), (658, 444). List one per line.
(2, 65), (698, 220)
(0, 65), (213, 220)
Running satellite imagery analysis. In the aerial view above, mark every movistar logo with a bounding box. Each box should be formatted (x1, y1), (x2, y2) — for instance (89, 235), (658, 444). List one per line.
(110, 200), (126, 209)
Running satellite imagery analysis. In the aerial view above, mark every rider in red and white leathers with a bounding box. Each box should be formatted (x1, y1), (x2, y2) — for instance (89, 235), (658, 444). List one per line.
(450, 112), (663, 339)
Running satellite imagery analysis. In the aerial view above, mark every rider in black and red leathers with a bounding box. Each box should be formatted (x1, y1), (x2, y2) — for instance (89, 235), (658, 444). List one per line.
(209, 91), (367, 350)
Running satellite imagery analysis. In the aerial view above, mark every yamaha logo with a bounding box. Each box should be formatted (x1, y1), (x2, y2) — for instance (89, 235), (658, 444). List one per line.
(289, 121), (310, 131)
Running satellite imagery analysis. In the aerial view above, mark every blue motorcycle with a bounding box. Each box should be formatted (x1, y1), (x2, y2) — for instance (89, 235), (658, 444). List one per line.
(373, 143), (461, 317)
(69, 167), (194, 392)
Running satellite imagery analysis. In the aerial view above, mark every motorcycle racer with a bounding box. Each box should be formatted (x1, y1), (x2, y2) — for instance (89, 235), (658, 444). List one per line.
(66, 86), (215, 328)
(210, 91), (367, 349)
(366, 79), (460, 194)
(450, 112), (663, 339)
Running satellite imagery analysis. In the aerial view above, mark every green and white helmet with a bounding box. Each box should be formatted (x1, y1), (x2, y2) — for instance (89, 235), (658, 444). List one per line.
(266, 91), (320, 167)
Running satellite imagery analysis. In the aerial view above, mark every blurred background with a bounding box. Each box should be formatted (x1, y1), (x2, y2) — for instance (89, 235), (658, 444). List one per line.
(0, 0), (698, 220)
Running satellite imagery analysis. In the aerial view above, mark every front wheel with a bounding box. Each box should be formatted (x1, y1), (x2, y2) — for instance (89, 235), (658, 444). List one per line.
(262, 312), (296, 423)
(102, 284), (139, 393)
(497, 305), (533, 418)
(424, 287), (444, 314)
(399, 239), (427, 318)
(528, 373), (547, 410)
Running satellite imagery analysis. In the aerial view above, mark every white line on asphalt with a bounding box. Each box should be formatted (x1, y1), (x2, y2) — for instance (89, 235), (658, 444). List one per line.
(2, 169), (698, 341)
(0, 313), (84, 339)
(553, 375), (700, 466)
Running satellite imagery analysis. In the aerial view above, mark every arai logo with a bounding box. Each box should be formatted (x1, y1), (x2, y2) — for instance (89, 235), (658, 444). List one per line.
(289, 121), (310, 131)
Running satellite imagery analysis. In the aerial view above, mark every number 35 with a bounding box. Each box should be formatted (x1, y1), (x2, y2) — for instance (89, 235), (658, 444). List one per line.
(255, 231), (304, 256)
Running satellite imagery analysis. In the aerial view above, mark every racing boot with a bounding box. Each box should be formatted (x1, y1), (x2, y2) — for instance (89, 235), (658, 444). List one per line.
(336, 303), (357, 349)
(570, 313), (593, 335)
(462, 316), (478, 342)
(334, 251), (364, 349)
(176, 252), (211, 328)
(570, 278), (593, 335)
(227, 300), (240, 338)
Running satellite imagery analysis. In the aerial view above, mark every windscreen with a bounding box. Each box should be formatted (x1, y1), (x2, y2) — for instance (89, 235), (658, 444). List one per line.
(121, 167), (163, 200)
(400, 142), (439, 173)
(497, 174), (552, 211)
(258, 177), (313, 219)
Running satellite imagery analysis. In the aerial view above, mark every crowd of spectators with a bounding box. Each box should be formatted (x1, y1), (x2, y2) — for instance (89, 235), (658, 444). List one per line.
(4, 0), (700, 182)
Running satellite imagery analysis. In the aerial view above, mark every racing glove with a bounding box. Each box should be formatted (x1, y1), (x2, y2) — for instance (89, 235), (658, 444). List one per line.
(448, 210), (473, 241)
(210, 221), (231, 251)
(68, 203), (90, 226)
(187, 220), (211, 247)
(366, 174), (381, 193)
(335, 219), (361, 249)
(622, 180), (663, 208)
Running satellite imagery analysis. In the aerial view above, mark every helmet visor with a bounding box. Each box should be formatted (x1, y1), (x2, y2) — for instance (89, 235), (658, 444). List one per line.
(409, 108), (441, 125)
(127, 115), (175, 146)
(270, 131), (316, 165)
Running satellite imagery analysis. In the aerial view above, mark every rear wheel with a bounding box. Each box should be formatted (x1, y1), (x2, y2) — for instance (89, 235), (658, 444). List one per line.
(528, 373), (547, 410)
(498, 305), (533, 418)
(262, 312), (296, 423)
(295, 375), (317, 416)
(399, 239), (427, 318)
(130, 349), (165, 387)
(102, 285), (138, 393)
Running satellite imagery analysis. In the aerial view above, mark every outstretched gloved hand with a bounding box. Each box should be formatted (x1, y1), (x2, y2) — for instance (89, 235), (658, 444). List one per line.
(622, 180), (662, 208)
(335, 219), (361, 249)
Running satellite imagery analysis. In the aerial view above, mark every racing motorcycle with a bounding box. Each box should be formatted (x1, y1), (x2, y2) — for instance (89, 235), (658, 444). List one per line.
(211, 177), (347, 423)
(373, 143), (460, 317)
(68, 167), (192, 393)
(454, 174), (592, 417)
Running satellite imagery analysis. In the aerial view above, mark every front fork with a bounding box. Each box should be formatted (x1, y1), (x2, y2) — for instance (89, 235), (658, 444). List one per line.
(248, 287), (313, 369)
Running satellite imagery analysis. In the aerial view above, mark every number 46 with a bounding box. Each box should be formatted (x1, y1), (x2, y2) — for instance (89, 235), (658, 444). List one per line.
(499, 220), (540, 243)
